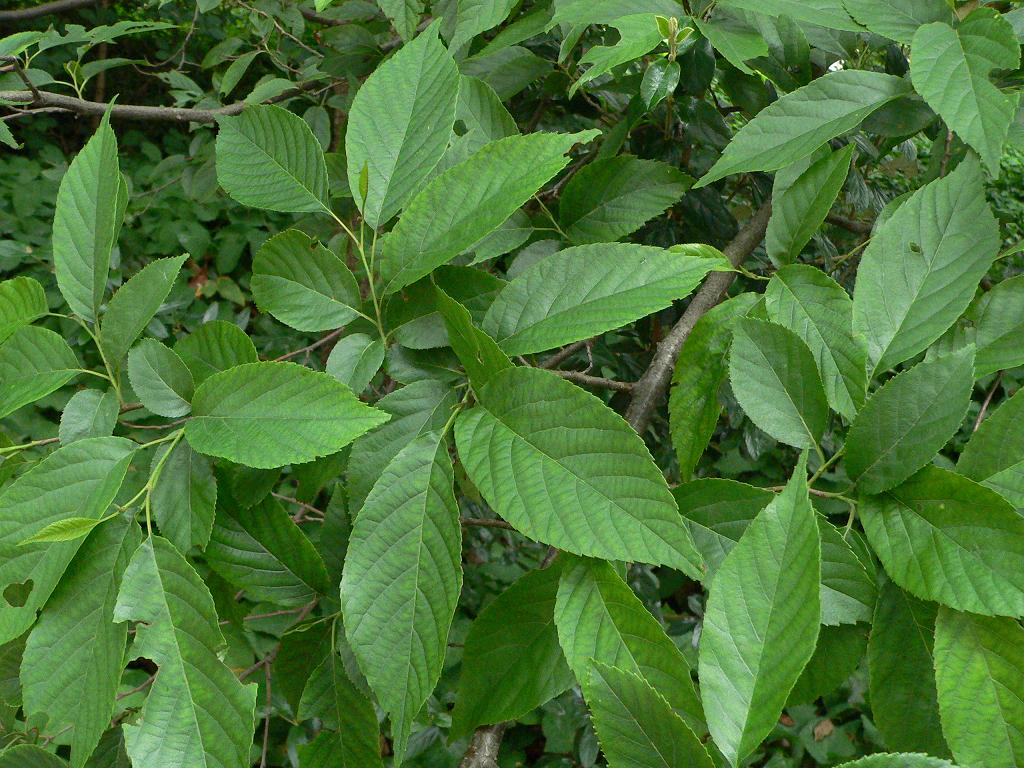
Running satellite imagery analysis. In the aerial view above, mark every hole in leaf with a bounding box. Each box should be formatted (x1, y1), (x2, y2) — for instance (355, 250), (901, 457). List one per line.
(3, 579), (34, 608)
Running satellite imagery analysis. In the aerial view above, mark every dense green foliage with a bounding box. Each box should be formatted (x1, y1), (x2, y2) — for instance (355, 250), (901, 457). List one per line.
(2, 1), (1024, 767)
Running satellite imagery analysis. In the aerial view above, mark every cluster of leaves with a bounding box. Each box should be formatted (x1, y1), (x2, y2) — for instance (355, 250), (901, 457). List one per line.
(2, 1), (1024, 767)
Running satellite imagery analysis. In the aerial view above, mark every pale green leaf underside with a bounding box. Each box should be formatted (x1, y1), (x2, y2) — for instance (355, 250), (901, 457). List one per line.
(52, 117), (120, 322)
(112, 537), (257, 768)
(845, 347), (974, 494)
(720, 0), (861, 32)
(22, 517), (141, 768)
(843, 0), (950, 43)
(0, 326), (80, 420)
(345, 23), (459, 228)
(934, 608), (1024, 768)
(697, 71), (909, 187)
(185, 362), (389, 469)
(0, 436), (135, 644)
(958, 374), (1024, 506)
(126, 339), (194, 419)
(852, 155), (999, 373)
(100, 255), (186, 367)
(455, 367), (704, 576)
(555, 557), (705, 732)
(251, 229), (361, 332)
(0, 276), (48, 343)
(150, 440), (216, 554)
(860, 466), (1024, 617)
(911, 11), (1020, 175)
(698, 457), (820, 767)
(728, 318), (828, 450)
(380, 130), (599, 293)
(215, 104), (329, 213)
(341, 432), (462, 764)
(583, 662), (714, 768)
(483, 243), (725, 356)
(59, 388), (118, 445)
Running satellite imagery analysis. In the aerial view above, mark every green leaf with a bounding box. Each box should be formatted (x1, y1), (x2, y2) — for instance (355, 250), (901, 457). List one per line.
(836, 756), (956, 768)
(483, 244), (726, 356)
(696, 71), (909, 187)
(52, 114), (121, 322)
(765, 264), (867, 420)
(378, 0), (425, 41)
(112, 537), (257, 768)
(438, 75), (518, 174)
(126, 339), (194, 418)
(59, 389), (118, 445)
(0, 746), (66, 768)
(550, 0), (683, 25)
(853, 158), (998, 372)
(842, 0), (950, 43)
(435, 287), (512, 392)
(22, 517), (141, 768)
(206, 494), (329, 606)
(325, 333), (385, 394)
(451, 563), (574, 739)
(456, 367), (704, 576)
(571, 14), (663, 97)
(297, 649), (383, 768)
(673, 479), (773, 584)
(0, 277), (47, 343)
(99, 255), (186, 367)
(669, 295), (758, 480)
(845, 348), (974, 494)
(641, 59), (680, 109)
(346, 380), (456, 512)
(719, 0), (860, 32)
(215, 104), (329, 213)
(341, 431), (462, 764)
(558, 157), (693, 244)
(555, 557), (705, 732)
(766, 145), (854, 266)
(345, 23), (459, 228)
(860, 465), (1024, 616)
(18, 517), (103, 545)
(958, 386), (1024, 506)
(934, 607), (1024, 768)
(788, 623), (868, 706)
(448, 0), (517, 51)
(583, 661), (714, 768)
(150, 441), (216, 554)
(174, 320), (258, 386)
(218, 49), (259, 97)
(0, 326), (80, 420)
(911, 10), (1020, 176)
(0, 437), (135, 644)
(692, 10), (768, 75)
(185, 361), (389, 469)
(379, 130), (599, 294)
(251, 229), (362, 332)
(818, 517), (876, 626)
(698, 456), (820, 767)
(728, 318), (828, 450)
(868, 580), (949, 756)
(963, 274), (1024, 376)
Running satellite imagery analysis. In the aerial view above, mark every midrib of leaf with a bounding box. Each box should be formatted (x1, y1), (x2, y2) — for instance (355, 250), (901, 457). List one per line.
(598, 676), (679, 768)
(967, 619), (1015, 759)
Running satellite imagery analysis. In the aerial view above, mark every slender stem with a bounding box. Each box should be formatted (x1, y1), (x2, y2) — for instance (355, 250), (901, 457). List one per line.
(533, 195), (567, 238)
(139, 430), (184, 537)
(0, 436), (59, 456)
(329, 210), (386, 343)
(808, 446), (845, 486)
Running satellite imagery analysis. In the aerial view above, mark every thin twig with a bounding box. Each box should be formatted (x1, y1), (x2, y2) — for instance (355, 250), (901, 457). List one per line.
(0, 0), (97, 21)
(461, 518), (515, 530)
(551, 369), (633, 392)
(0, 80), (321, 123)
(116, 673), (156, 700)
(974, 372), (1003, 431)
(273, 328), (343, 361)
(539, 339), (590, 369)
(825, 212), (872, 235)
(459, 723), (507, 768)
